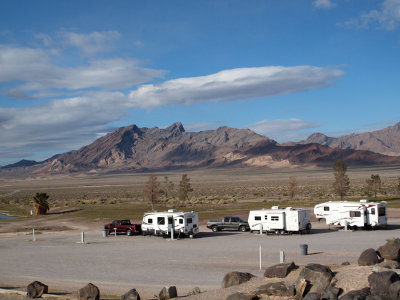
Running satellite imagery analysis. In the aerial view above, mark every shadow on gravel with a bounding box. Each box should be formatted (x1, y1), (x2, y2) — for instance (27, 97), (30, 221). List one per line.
(382, 224), (400, 230)
(196, 231), (242, 238)
(47, 208), (82, 215)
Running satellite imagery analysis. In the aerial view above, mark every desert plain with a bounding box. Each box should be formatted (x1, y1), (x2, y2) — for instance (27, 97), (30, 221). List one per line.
(1, 165), (400, 299)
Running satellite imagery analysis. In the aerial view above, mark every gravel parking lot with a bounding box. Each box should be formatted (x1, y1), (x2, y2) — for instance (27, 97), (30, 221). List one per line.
(1, 221), (400, 298)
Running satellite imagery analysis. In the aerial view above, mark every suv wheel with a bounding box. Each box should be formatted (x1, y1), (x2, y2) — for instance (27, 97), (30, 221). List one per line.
(239, 226), (246, 232)
(212, 226), (218, 232)
(126, 229), (132, 236)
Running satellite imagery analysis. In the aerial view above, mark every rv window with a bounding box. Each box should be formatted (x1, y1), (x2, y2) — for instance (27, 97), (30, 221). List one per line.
(371, 208), (375, 215)
(168, 218), (173, 224)
(187, 218), (193, 224)
(324, 206), (330, 211)
(179, 219), (183, 224)
(264, 215), (268, 220)
(157, 217), (165, 225)
(379, 207), (386, 217)
(350, 211), (361, 217)
(148, 218), (153, 224)
(255, 216), (261, 221)
(271, 216), (279, 221)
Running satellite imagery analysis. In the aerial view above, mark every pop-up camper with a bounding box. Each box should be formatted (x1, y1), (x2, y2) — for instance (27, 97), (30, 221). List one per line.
(141, 209), (199, 238)
(314, 199), (387, 229)
(248, 206), (311, 235)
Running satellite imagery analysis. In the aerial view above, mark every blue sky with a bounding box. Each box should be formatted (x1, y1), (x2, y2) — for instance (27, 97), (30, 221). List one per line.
(1, 0), (400, 165)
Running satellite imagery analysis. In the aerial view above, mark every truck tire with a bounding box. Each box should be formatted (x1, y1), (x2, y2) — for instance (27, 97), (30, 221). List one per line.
(126, 229), (132, 236)
(212, 226), (219, 232)
(239, 226), (246, 232)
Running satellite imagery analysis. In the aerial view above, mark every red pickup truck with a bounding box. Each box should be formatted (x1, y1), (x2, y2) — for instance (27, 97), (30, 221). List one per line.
(104, 219), (142, 236)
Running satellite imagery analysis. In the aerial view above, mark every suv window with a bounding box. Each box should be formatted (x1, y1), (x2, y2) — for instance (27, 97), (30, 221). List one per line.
(111, 221), (118, 225)
(224, 217), (230, 222)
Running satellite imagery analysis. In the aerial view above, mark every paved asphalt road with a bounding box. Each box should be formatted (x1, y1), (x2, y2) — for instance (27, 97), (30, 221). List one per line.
(1, 221), (399, 297)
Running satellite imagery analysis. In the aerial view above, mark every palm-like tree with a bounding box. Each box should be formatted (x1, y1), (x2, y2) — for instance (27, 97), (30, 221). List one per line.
(33, 192), (50, 215)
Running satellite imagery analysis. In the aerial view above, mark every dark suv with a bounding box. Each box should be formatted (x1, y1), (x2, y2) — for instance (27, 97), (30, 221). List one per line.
(206, 216), (249, 232)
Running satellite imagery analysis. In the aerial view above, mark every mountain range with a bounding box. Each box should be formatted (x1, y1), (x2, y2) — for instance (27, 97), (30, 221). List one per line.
(2, 121), (400, 175)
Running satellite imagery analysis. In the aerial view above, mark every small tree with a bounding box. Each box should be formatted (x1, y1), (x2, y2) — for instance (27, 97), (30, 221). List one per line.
(163, 176), (175, 200)
(366, 174), (382, 198)
(33, 192), (50, 215)
(144, 174), (160, 211)
(332, 159), (350, 200)
(179, 174), (193, 203)
(397, 177), (400, 196)
(286, 176), (297, 201)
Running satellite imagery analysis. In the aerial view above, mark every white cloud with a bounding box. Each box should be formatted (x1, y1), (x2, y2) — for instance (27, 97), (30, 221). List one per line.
(248, 118), (323, 142)
(0, 65), (343, 163)
(128, 66), (344, 107)
(341, 0), (400, 30)
(0, 45), (165, 97)
(61, 31), (121, 56)
(313, 0), (336, 10)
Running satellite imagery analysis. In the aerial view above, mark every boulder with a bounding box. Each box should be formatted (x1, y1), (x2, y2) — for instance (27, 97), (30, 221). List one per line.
(303, 293), (321, 300)
(296, 263), (334, 295)
(389, 281), (400, 300)
(226, 293), (259, 300)
(342, 262), (351, 266)
(254, 281), (295, 296)
(121, 288), (140, 300)
(27, 281), (48, 298)
(263, 262), (297, 278)
(222, 271), (255, 288)
(365, 296), (384, 300)
(368, 271), (400, 298)
(78, 283), (100, 300)
(158, 286), (177, 300)
(186, 287), (201, 296)
(321, 285), (341, 300)
(377, 239), (400, 261)
(339, 287), (370, 300)
(358, 248), (381, 266)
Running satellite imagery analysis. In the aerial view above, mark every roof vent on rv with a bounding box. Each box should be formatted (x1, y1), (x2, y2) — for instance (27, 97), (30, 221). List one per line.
(271, 206), (281, 210)
(360, 199), (369, 203)
(285, 207), (293, 210)
(168, 209), (177, 213)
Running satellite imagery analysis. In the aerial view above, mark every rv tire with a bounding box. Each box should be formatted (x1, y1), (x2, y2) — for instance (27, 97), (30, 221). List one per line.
(239, 226), (247, 232)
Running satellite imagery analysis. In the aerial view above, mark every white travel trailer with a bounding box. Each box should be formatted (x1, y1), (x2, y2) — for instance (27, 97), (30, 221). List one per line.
(314, 199), (387, 229)
(141, 209), (199, 238)
(248, 206), (311, 235)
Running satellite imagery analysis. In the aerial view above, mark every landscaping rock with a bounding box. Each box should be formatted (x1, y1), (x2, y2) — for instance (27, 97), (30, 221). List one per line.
(121, 288), (140, 300)
(339, 287), (370, 300)
(158, 286), (177, 300)
(222, 271), (255, 288)
(263, 262), (297, 278)
(303, 293), (322, 300)
(342, 262), (351, 266)
(187, 287), (201, 296)
(389, 281), (400, 300)
(365, 296), (384, 300)
(254, 281), (295, 296)
(368, 271), (400, 298)
(321, 285), (341, 300)
(358, 248), (381, 266)
(27, 281), (48, 298)
(377, 239), (400, 261)
(78, 283), (100, 300)
(296, 263), (334, 295)
(226, 293), (259, 300)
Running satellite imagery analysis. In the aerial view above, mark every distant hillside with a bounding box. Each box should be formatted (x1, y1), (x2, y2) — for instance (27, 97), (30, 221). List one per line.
(1, 159), (39, 169)
(298, 122), (400, 156)
(2, 122), (400, 175)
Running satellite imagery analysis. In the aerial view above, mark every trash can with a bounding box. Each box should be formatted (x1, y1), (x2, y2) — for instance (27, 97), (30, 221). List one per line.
(300, 244), (308, 255)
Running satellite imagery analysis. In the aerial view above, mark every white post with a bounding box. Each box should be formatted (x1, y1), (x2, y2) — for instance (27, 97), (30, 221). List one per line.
(32, 228), (35, 242)
(344, 221), (348, 231)
(171, 218), (174, 241)
(259, 223), (262, 235)
(259, 245), (262, 270)
(280, 250), (285, 263)
(81, 232), (84, 243)
(114, 228), (117, 236)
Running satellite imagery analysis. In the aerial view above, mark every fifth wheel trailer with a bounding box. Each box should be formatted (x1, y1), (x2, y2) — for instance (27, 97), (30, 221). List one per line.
(248, 206), (311, 235)
(141, 209), (199, 238)
(314, 199), (387, 229)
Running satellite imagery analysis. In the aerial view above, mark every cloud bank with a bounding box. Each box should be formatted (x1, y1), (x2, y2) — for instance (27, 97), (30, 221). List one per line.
(313, 0), (336, 10)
